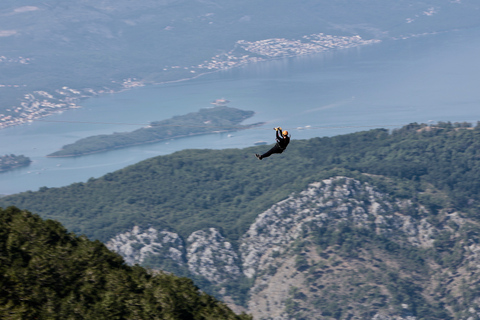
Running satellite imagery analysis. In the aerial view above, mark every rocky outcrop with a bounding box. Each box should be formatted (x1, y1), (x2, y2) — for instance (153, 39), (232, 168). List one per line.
(106, 226), (241, 284)
(240, 177), (436, 279)
(187, 228), (241, 283)
(106, 226), (184, 265)
(107, 176), (480, 319)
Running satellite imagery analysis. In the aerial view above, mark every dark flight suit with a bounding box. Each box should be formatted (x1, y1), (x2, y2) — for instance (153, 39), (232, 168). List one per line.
(258, 130), (290, 159)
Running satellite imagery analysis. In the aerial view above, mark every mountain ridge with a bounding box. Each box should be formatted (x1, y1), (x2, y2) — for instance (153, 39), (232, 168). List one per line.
(3, 122), (480, 318)
(104, 176), (480, 319)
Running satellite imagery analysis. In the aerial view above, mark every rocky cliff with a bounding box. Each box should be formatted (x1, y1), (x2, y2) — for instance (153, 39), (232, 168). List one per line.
(107, 176), (480, 319)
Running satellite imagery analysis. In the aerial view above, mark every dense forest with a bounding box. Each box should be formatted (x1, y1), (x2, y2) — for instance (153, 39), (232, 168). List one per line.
(0, 206), (251, 320)
(3, 122), (480, 244)
(48, 107), (260, 157)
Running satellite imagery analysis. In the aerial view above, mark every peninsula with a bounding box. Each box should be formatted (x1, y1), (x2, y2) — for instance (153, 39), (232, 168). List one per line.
(47, 106), (262, 157)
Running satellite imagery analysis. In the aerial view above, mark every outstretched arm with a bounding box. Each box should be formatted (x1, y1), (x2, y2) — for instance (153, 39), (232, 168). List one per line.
(275, 127), (283, 140)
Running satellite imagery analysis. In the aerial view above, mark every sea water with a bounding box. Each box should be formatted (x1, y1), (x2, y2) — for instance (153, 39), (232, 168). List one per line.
(0, 28), (479, 195)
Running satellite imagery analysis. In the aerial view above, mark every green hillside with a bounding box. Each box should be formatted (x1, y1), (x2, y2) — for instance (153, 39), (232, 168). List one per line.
(0, 206), (251, 320)
(3, 122), (480, 318)
(2, 121), (480, 244)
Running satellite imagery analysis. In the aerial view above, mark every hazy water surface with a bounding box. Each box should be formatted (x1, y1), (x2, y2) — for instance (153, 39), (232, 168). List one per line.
(1, 28), (479, 195)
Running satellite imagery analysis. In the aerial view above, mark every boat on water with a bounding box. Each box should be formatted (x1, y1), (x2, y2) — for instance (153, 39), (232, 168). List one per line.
(211, 98), (230, 106)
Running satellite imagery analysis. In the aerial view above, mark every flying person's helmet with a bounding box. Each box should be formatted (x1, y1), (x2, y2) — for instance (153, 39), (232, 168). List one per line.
(282, 130), (288, 136)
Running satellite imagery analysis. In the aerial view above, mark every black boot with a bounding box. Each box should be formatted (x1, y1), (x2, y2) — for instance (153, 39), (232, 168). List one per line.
(255, 154), (262, 160)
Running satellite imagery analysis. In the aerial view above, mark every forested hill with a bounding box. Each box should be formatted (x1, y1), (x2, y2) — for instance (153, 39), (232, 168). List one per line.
(2, 121), (480, 244)
(0, 206), (251, 320)
(47, 106), (260, 157)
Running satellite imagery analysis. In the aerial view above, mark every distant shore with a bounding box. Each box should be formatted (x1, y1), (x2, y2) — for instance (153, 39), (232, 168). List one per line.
(0, 32), (383, 131)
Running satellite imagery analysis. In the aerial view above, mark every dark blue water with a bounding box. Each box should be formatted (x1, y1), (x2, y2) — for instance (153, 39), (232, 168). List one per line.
(1, 28), (480, 195)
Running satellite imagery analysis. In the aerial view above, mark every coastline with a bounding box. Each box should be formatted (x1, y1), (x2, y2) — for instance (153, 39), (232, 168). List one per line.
(46, 106), (265, 157)
(46, 129), (231, 158)
(1, 26), (479, 195)
(0, 163), (31, 173)
(0, 70), (223, 131)
(0, 32), (384, 131)
(0, 27), (465, 131)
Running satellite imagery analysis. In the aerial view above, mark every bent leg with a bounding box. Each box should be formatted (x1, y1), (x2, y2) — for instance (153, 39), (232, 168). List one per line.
(261, 145), (283, 159)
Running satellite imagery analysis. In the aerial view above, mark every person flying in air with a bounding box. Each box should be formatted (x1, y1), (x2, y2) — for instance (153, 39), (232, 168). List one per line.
(255, 127), (290, 160)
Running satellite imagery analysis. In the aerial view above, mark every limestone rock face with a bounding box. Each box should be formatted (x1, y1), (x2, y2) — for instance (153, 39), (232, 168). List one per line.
(106, 176), (480, 320)
(239, 177), (436, 279)
(107, 226), (240, 284)
(106, 226), (184, 265)
(187, 228), (241, 283)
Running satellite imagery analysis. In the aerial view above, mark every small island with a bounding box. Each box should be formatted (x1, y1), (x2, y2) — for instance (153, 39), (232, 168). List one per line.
(48, 106), (263, 157)
(0, 154), (32, 172)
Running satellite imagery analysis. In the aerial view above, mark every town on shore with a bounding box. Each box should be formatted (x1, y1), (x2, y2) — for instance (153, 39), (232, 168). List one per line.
(0, 33), (380, 130)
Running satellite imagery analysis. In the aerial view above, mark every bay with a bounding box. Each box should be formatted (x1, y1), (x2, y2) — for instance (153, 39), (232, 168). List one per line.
(1, 28), (480, 195)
